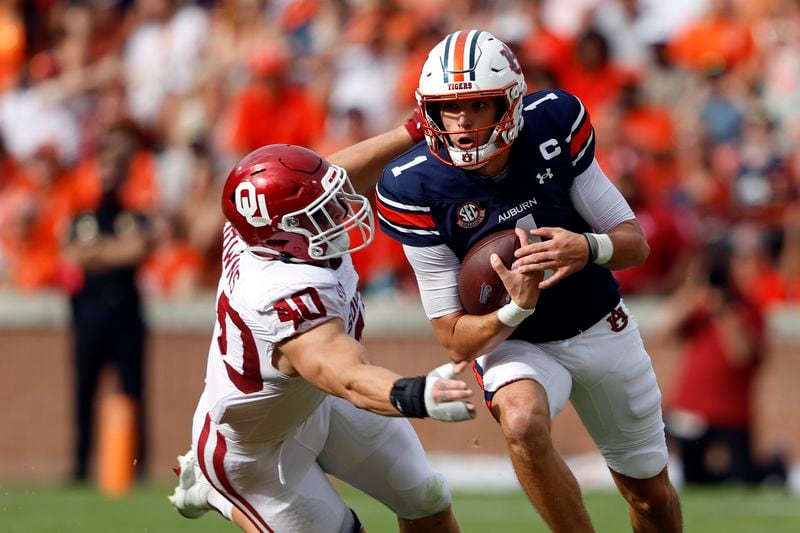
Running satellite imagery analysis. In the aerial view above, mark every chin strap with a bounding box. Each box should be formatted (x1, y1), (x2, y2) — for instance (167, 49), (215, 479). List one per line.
(445, 127), (503, 170)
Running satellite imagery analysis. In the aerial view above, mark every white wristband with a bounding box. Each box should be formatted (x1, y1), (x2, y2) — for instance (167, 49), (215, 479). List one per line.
(591, 233), (614, 264)
(497, 300), (535, 327)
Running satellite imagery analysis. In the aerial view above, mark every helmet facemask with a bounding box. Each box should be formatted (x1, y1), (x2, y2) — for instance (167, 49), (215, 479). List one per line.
(253, 165), (374, 262)
(419, 89), (521, 170)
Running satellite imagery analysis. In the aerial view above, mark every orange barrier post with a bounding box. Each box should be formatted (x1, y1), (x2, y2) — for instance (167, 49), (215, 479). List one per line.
(97, 394), (138, 498)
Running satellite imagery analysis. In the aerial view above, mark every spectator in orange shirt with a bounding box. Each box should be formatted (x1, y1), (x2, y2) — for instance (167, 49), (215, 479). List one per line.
(139, 214), (203, 297)
(0, 2), (25, 92)
(718, 219), (800, 312)
(518, 0), (573, 75)
(615, 81), (679, 206)
(70, 118), (157, 217)
(222, 49), (326, 156)
(667, 0), (755, 75)
(0, 146), (74, 291)
(394, 23), (442, 109)
(555, 29), (630, 117)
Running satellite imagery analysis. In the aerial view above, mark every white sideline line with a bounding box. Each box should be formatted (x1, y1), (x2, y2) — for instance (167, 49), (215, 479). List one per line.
(427, 453), (800, 494)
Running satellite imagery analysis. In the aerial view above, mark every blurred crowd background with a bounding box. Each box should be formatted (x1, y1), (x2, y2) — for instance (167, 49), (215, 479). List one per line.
(1, 0), (800, 306)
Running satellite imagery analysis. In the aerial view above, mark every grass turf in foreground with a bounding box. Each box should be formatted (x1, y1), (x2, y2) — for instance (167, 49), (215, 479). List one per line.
(0, 483), (797, 532)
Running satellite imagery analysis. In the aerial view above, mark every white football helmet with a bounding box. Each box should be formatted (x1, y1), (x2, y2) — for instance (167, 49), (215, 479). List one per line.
(416, 30), (527, 170)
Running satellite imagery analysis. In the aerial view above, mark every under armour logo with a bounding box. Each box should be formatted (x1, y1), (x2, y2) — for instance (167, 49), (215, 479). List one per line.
(536, 168), (553, 185)
(462, 152), (474, 163)
(606, 306), (629, 332)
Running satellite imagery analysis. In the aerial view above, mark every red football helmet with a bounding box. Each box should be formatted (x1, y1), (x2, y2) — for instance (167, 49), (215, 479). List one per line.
(221, 144), (374, 262)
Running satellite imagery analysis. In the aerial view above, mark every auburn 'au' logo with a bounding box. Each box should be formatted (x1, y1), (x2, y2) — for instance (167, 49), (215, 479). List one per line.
(499, 44), (522, 75)
(606, 306), (629, 332)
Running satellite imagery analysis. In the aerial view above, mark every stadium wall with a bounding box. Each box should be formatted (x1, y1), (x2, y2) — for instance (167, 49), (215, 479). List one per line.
(0, 292), (798, 484)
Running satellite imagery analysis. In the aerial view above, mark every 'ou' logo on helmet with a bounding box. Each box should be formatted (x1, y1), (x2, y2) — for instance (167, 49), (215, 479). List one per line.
(235, 182), (270, 227)
(456, 201), (485, 229)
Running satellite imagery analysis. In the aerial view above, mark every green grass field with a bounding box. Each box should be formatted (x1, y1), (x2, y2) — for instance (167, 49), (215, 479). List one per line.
(0, 483), (797, 532)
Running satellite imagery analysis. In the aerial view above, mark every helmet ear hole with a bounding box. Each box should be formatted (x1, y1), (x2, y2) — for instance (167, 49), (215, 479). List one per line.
(493, 97), (507, 122)
(426, 102), (444, 129)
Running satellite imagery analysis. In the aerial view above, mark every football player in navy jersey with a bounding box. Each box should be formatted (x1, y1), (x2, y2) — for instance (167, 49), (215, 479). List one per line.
(377, 30), (682, 532)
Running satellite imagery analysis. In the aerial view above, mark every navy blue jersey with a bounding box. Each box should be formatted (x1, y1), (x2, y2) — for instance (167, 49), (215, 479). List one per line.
(377, 89), (620, 342)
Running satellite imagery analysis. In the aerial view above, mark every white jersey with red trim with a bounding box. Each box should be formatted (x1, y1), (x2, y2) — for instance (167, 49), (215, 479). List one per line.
(203, 223), (365, 443)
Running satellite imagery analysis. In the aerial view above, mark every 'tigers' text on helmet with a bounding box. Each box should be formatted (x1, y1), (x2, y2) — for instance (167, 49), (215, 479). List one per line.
(448, 82), (473, 90)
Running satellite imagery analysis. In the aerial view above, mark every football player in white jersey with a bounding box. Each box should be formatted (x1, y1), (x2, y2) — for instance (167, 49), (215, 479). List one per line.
(376, 30), (683, 532)
(170, 139), (475, 533)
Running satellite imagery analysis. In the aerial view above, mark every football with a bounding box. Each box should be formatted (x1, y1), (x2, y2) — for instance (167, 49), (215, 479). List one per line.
(457, 229), (520, 315)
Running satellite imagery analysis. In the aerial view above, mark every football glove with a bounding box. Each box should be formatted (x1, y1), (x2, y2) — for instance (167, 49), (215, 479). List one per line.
(424, 362), (475, 422)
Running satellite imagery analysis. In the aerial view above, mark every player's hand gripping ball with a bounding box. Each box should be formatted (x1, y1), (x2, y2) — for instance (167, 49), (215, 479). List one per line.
(457, 229), (520, 315)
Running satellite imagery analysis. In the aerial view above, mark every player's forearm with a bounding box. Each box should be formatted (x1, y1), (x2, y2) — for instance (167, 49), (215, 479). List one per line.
(433, 312), (514, 363)
(600, 219), (650, 270)
(286, 325), (405, 415)
(331, 365), (405, 416)
(328, 126), (414, 192)
(338, 362), (476, 422)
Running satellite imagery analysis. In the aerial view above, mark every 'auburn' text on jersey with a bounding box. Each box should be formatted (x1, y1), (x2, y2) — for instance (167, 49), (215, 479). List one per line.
(377, 89), (620, 342)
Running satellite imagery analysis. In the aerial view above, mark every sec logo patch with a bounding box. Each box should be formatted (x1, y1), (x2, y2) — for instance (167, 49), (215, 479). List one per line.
(456, 201), (485, 229)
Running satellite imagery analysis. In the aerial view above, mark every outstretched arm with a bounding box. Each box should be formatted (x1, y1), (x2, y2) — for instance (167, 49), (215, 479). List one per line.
(328, 112), (424, 192)
(277, 318), (475, 420)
